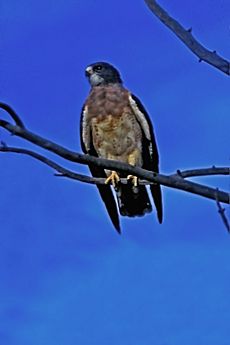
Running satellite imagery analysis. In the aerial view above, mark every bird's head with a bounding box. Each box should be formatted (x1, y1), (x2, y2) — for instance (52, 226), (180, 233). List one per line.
(85, 62), (122, 86)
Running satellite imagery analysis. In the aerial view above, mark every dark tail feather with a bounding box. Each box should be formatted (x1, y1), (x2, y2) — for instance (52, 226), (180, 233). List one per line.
(89, 165), (121, 233)
(96, 184), (121, 232)
(150, 184), (163, 223)
(116, 184), (152, 217)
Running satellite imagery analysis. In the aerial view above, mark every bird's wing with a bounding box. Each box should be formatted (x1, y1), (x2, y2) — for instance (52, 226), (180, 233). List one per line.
(128, 94), (163, 223)
(80, 105), (121, 233)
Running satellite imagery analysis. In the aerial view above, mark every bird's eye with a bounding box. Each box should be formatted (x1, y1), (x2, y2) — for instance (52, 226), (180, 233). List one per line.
(93, 65), (102, 72)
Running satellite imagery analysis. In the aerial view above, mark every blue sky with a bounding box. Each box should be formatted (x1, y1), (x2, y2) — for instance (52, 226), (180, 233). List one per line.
(0, 1), (230, 344)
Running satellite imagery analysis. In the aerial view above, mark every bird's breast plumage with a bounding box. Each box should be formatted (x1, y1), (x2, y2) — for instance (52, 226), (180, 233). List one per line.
(85, 85), (142, 162)
(86, 84), (129, 118)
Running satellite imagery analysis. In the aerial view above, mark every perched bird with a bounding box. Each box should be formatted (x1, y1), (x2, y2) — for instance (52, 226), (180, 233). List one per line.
(80, 62), (162, 233)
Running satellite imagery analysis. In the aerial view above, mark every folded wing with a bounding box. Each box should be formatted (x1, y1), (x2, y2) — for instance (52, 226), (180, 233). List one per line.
(128, 94), (163, 223)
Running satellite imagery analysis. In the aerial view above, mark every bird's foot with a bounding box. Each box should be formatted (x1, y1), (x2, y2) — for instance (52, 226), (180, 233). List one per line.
(127, 175), (138, 187)
(105, 171), (120, 187)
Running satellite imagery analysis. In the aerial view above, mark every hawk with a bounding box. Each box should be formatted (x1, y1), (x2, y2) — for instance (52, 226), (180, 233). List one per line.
(80, 62), (163, 233)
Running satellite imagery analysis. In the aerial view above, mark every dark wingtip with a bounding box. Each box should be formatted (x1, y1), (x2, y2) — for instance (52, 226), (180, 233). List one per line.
(116, 228), (122, 235)
(150, 185), (163, 225)
(158, 217), (163, 224)
(113, 221), (121, 234)
(157, 211), (163, 224)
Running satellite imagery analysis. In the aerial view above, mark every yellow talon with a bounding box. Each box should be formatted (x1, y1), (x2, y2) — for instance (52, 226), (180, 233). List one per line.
(105, 171), (120, 187)
(127, 175), (138, 187)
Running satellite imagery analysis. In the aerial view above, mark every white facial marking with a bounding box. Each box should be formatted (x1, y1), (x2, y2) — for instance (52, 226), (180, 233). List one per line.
(89, 73), (104, 86)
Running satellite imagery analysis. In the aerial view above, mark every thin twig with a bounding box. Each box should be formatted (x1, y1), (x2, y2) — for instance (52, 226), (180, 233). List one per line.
(144, 0), (230, 75)
(174, 167), (230, 178)
(0, 146), (96, 184)
(215, 189), (230, 233)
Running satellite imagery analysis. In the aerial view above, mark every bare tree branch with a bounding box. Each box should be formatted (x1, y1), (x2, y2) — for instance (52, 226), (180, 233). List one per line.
(1, 145), (229, 182)
(0, 102), (229, 209)
(215, 189), (230, 232)
(0, 102), (26, 128)
(0, 142), (229, 204)
(175, 167), (230, 178)
(0, 145), (96, 184)
(144, 0), (230, 75)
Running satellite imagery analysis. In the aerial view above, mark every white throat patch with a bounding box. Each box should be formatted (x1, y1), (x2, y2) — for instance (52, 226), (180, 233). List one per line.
(89, 73), (104, 86)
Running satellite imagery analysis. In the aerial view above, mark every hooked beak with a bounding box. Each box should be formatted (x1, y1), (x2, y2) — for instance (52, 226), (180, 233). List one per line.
(85, 66), (93, 77)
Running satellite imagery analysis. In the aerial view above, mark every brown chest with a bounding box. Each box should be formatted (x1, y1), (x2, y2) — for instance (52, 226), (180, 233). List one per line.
(86, 85), (130, 119)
